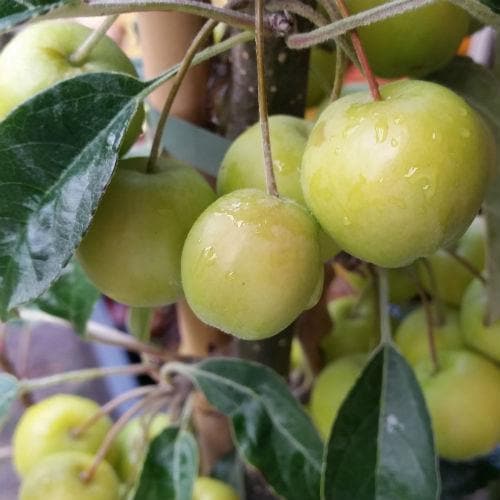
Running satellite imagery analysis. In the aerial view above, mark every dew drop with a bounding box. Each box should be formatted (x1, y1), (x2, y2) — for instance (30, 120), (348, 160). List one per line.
(374, 119), (388, 143)
(343, 216), (351, 226)
(390, 138), (398, 147)
(202, 246), (217, 262)
(394, 117), (402, 125)
(404, 166), (418, 178)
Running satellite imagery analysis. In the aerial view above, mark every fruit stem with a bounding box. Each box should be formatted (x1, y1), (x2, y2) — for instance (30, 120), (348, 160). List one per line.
(420, 259), (446, 326)
(255, 0), (279, 197)
(69, 15), (119, 66)
(331, 47), (346, 101)
(80, 388), (170, 484)
(447, 249), (487, 285)
(376, 267), (392, 345)
(335, 0), (381, 101)
(71, 385), (159, 439)
(146, 18), (217, 173)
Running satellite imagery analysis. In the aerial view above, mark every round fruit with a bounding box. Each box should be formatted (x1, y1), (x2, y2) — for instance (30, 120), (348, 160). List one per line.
(460, 279), (500, 363)
(116, 413), (170, 483)
(181, 189), (323, 339)
(301, 80), (493, 268)
(13, 394), (115, 477)
(78, 156), (216, 307)
(419, 217), (486, 306)
(193, 477), (239, 500)
(395, 305), (464, 367)
(345, 0), (469, 78)
(387, 266), (418, 304)
(310, 355), (365, 438)
(415, 350), (500, 460)
(19, 451), (120, 500)
(307, 47), (336, 107)
(0, 20), (144, 152)
(217, 115), (339, 261)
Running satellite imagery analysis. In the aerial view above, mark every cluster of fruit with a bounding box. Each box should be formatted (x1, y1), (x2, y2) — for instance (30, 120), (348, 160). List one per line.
(12, 394), (239, 499)
(307, 217), (500, 462)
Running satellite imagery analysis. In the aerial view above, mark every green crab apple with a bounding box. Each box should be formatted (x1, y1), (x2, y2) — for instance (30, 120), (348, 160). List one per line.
(310, 354), (365, 438)
(394, 306), (464, 367)
(419, 217), (486, 306)
(460, 279), (500, 363)
(19, 451), (120, 500)
(115, 413), (170, 483)
(78, 156), (215, 307)
(302, 80), (493, 268)
(193, 477), (239, 500)
(345, 0), (469, 78)
(0, 20), (144, 152)
(181, 189), (323, 339)
(415, 350), (500, 460)
(387, 266), (418, 304)
(217, 115), (339, 261)
(13, 394), (116, 477)
(307, 47), (336, 107)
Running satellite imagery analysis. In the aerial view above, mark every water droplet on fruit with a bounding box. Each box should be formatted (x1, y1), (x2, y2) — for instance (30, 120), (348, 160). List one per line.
(390, 138), (398, 147)
(374, 119), (388, 143)
(202, 246), (217, 262)
(343, 216), (351, 226)
(273, 159), (284, 173)
(378, 177), (384, 184)
(461, 128), (471, 139)
(431, 131), (437, 141)
(393, 117), (402, 125)
(404, 166), (418, 178)
(226, 271), (235, 280)
(334, 147), (341, 155)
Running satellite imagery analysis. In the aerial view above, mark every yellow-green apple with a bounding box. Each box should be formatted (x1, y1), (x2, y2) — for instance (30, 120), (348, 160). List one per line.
(307, 47), (336, 107)
(193, 477), (239, 500)
(387, 266), (418, 304)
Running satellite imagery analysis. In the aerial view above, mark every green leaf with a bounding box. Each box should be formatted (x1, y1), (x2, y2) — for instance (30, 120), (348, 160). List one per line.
(0, 0), (73, 34)
(0, 373), (18, 430)
(178, 358), (323, 500)
(0, 72), (147, 318)
(429, 57), (500, 322)
(322, 344), (439, 500)
(478, 0), (500, 13)
(133, 427), (199, 500)
(32, 259), (99, 335)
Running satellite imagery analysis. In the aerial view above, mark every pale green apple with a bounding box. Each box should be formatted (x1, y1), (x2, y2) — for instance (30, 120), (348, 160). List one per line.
(78, 156), (216, 307)
(419, 217), (486, 306)
(307, 47), (336, 107)
(0, 20), (144, 152)
(310, 354), (365, 439)
(181, 189), (323, 340)
(460, 279), (500, 363)
(387, 266), (418, 304)
(345, 0), (469, 78)
(301, 80), (493, 268)
(193, 477), (239, 500)
(217, 115), (339, 261)
(13, 394), (116, 477)
(19, 451), (120, 500)
(395, 305), (464, 367)
(415, 350), (500, 460)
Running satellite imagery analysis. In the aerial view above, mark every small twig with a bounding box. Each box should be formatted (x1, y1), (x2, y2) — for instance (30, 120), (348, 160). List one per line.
(316, 0), (338, 21)
(447, 249), (487, 284)
(147, 19), (217, 172)
(331, 47), (346, 101)
(335, 0), (381, 101)
(420, 259), (446, 326)
(267, 0), (328, 27)
(255, 0), (278, 197)
(376, 267), (391, 344)
(71, 385), (159, 438)
(69, 15), (119, 65)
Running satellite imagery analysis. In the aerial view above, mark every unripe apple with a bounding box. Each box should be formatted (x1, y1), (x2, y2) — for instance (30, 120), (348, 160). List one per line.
(460, 279), (500, 363)
(395, 306), (464, 367)
(309, 354), (365, 438)
(415, 350), (500, 460)
(419, 217), (486, 306)
(19, 451), (120, 500)
(115, 413), (170, 483)
(307, 47), (336, 107)
(181, 189), (324, 340)
(387, 267), (418, 304)
(13, 394), (116, 477)
(193, 477), (240, 500)
(345, 0), (469, 78)
(0, 20), (144, 153)
(302, 80), (493, 268)
(217, 115), (339, 261)
(78, 156), (216, 307)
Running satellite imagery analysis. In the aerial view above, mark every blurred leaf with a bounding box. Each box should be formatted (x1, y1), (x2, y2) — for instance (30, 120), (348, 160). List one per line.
(33, 260), (99, 335)
(180, 358), (323, 500)
(211, 450), (247, 500)
(133, 427), (198, 500)
(0, 373), (18, 430)
(0, 72), (146, 318)
(429, 57), (500, 322)
(478, 0), (500, 13)
(127, 307), (154, 343)
(322, 344), (439, 500)
(0, 0), (72, 34)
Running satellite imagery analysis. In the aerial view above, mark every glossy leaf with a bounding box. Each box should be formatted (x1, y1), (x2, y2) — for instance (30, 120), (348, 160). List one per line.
(0, 373), (18, 430)
(429, 57), (500, 322)
(0, 0), (71, 34)
(33, 260), (99, 335)
(133, 427), (198, 500)
(179, 358), (323, 500)
(0, 72), (146, 318)
(322, 344), (439, 500)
